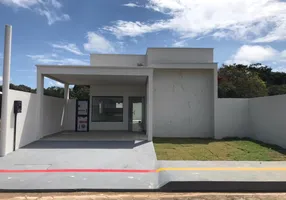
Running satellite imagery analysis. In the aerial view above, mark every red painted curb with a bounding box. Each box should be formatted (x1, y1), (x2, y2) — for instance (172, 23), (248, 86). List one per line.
(0, 169), (157, 173)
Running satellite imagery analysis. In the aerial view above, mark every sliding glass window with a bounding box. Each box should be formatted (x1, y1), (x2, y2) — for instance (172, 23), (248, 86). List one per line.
(91, 96), (123, 122)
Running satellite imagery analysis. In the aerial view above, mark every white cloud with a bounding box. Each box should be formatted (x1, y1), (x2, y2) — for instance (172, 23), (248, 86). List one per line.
(0, 0), (70, 25)
(48, 80), (64, 87)
(103, 0), (286, 43)
(51, 43), (83, 55)
(103, 20), (168, 38)
(27, 54), (89, 65)
(44, 77), (64, 87)
(35, 8), (70, 25)
(83, 32), (115, 53)
(172, 40), (188, 47)
(50, 0), (62, 9)
(281, 50), (286, 59)
(123, 3), (140, 7)
(0, 0), (38, 8)
(226, 45), (286, 65)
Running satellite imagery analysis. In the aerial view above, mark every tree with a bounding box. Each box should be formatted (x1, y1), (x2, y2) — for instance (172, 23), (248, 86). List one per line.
(268, 85), (286, 96)
(218, 64), (268, 98)
(248, 63), (273, 84)
(44, 86), (64, 98)
(70, 85), (90, 99)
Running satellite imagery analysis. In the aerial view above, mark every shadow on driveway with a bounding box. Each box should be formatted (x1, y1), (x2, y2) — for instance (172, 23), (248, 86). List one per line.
(21, 140), (150, 149)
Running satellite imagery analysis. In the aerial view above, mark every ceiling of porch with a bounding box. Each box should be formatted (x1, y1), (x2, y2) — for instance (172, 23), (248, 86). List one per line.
(46, 74), (148, 85)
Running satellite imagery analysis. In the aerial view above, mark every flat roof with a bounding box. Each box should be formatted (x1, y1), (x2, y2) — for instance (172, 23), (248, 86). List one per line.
(89, 47), (214, 56)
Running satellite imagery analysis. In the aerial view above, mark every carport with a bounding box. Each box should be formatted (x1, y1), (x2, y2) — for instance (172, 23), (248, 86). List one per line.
(36, 65), (154, 142)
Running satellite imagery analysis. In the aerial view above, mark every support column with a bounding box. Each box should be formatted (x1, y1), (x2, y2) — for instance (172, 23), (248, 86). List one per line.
(0, 25), (12, 156)
(61, 83), (69, 130)
(147, 74), (153, 141)
(37, 71), (44, 139)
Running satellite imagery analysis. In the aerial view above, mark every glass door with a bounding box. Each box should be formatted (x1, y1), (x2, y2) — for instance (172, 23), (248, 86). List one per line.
(128, 97), (145, 132)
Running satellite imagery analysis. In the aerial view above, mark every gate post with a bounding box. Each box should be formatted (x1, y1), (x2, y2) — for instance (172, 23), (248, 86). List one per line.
(0, 25), (12, 156)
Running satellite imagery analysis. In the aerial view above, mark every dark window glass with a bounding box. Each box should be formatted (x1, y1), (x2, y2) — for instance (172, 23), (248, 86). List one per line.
(91, 97), (123, 122)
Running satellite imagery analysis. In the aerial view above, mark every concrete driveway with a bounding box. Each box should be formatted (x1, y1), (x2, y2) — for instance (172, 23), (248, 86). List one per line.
(0, 140), (158, 190)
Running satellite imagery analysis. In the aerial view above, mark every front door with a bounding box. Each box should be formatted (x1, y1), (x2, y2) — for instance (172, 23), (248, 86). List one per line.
(128, 97), (145, 132)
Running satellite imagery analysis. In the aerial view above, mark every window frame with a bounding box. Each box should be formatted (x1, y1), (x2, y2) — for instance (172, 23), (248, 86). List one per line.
(91, 96), (124, 122)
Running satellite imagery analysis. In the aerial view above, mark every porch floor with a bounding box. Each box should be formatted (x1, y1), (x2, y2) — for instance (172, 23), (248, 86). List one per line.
(41, 131), (147, 142)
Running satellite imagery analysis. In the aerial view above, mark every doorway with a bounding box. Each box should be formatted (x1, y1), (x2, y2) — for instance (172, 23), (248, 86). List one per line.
(128, 97), (145, 133)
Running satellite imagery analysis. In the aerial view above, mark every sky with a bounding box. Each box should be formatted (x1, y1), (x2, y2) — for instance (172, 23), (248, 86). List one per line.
(1, 0), (286, 88)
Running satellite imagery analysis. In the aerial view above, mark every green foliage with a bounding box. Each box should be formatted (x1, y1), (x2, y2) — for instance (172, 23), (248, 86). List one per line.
(0, 84), (90, 99)
(70, 85), (90, 99)
(218, 64), (268, 98)
(0, 83), (36, 93)
(268, 84), (286, 96)
(218, 63), (286, 98)
(44, 86), (65, 98)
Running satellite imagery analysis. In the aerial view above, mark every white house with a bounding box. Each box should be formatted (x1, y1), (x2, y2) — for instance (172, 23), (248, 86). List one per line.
(2, 25), (286, 158)
(1, 28), (218, 156)
(36, 48), (217, 141)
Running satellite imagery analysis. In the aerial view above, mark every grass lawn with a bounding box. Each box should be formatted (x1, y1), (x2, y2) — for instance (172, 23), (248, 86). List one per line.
(153, 138), (286, 161)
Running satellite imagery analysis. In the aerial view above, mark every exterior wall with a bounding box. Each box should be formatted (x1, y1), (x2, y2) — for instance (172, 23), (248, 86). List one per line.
(153, 69), (214, 138)
(249, 95), (286, 148)
(64, 99), (76, 131)
(90, 54), (146, 66)
(7, 90), (38, 151)
(214, 99), (249, 139)
(41, 96), (65, 137)
(89, 85), (146, 130)
(6, 90), (65, 153)
(147, 48), (213, 65)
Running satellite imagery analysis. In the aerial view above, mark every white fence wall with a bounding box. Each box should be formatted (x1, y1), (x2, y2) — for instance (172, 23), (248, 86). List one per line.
(249, 95), (286, 148)
(7, 90), (38, 152)
(215, 99), (249, 139)
(42, 96), (65, 137)
(7, 90), (66, 152)
(6, 89), (286, 151)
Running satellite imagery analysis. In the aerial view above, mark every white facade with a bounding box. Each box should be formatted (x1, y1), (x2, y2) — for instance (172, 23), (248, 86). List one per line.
(35, 48), (217, 142)
(2, 47), (286, 156)
(153, 69), (214, 138)
(88, 48), (217, 137)
(91, 54), (146, 66)
(0, 47), (219, 156)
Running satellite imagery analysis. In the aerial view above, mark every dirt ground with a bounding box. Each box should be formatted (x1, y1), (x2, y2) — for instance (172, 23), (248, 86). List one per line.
(0, 193), (285, 200)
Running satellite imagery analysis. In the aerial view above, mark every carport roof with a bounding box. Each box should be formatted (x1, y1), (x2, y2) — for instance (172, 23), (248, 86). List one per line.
(36, 63), (216, 84)
(46, 74), (148, 85)
(37, 65), (151, 85)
